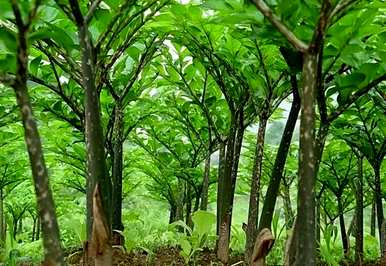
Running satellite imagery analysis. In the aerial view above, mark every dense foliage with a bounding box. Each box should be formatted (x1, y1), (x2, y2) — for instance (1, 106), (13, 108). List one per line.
(0, 0), (385, 265)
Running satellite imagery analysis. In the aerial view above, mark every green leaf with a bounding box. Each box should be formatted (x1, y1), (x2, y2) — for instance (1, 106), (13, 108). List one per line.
(191, 210), (216, 237)
(0, 53), (16, 73)
(0, 27), (16, 52)
(30, 24), (76, 51)
(336, 73), (366, 89)
(30, 55), (42, 76)
(0, 0), (13, 19)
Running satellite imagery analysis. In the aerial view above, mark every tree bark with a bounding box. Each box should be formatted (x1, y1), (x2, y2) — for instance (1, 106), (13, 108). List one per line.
(186, 183), (193, 228)
(68, 1), (113, 262)
(245, 115), (268, 264)
(112, 105), (124, 245)
(176, 180), (184, 223)
(36, 216), (41, 240)
(0, 189), (4, 246)
(294, 52), (318, 266)
(258, 81), (300, 230)
(18, 218), (23, 234)
(217, 111), (245, 264)
(169, 203), (177, 224)
(32, 217), (37, 242)
(337, 197), (349, 256)
(200, 155), (211, 211)
(10, 4), (64, 263)
(216, 142), (226, 236)
(355, 156), (363, 264)
(282, 183), (294, 230)
(315, 198), (321, 253)
(371, 199), (376, 237)
(374, 164), (384, 251)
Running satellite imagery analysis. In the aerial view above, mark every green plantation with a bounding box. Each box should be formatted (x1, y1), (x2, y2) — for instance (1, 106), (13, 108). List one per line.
(0, 0), (385, 265)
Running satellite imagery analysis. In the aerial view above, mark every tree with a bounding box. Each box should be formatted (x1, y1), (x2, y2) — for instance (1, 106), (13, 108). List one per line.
(252, 1), (386, 264)
(320, 146), (355, 257)
(335, 93), (386, 253)
(0, 0), (64, 264)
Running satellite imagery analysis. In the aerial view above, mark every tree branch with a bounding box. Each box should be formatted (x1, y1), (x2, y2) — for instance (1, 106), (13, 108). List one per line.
(68, 0), (84, 26)
(251, 0), (308, 52)
(327, 73), (386, 122)
(85, 0), (102, 23)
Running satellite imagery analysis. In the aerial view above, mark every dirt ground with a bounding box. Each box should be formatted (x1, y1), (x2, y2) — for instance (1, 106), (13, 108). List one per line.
(63, 246), (380, 266)
(64, 246), (244, 265)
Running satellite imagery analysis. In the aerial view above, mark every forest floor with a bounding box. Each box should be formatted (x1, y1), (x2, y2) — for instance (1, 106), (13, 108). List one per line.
(61, 246), (381, 266)
(65, 246), (244, 265)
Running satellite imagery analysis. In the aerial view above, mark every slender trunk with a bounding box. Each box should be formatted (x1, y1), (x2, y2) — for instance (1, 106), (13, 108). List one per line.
(259, 81), (300, 230)
(347, 214), (356, 238)
(176, 180), (184, 222)
(314, 122), (330, 176)
(217, 112), (245, 264)
(70, 7), (112, 262)
(13, 219), (18, 240)
(374, 164), (384, 251)
(315, 198), (321, 253)
(245, 116), (268, 264)
(12, 17), (63, 264)
(169, 203), (177, 224)
(78, 27), (112, 242)
(200, 155), (211, 211)
(186, 183), (193, 228)
(338, 197), (349, 256)
(36, 216), (41, 240)
(382, 219), (386, 265)
(0, 190), (4, 245)
(371, 200), (376, 237)
(112, 105), (124, 245)
(294, 53), (317, 266)
(216, 142), (226, 236)
(193, 193), (200, 212)
(355, 156), (363, 264)
(283, 184), (294, 230)
(18, 218), (22, 234)
(32, 217), (37, 242)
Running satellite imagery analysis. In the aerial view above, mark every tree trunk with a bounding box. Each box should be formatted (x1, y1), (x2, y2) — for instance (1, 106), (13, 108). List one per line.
(186, 183), (193, 228)
(355, 156), (363, 264)
(371, 200), (376, 237)
(259, 81), (300, 230)
(0, 190), (4, 246)
(12, 16), (64, 264)
(347, 215), (356, 238)
(71, 9), (112, 262)
(381, 219), (386, 266)
(193, 193), (200, 212)
(338, 197), (349, 257)
(77, 27), (112, 242)
(314, 122), (330, 177)
(200, 155), (211, 211)
(18, 218), (23, 234)
(32, 217), (37, 242)
(293, 52), (317, 266)
(374, 165), (384, 251)
(13, 219), (18, 240)
(169, 204), (177, 224)
(315, 199), (321, 254)
(176, 180), (184, 222)
(216, 142), (226, 236)
(245, 116), (268, 264)
(283, 184), (294, 230)
(112, 105), (124, 245)
(36, 216), (41, 240)
(217, 112), (245, 264)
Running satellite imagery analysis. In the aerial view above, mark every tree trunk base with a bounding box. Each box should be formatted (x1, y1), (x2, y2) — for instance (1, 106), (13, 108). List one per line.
(112, 230), (125, 247)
